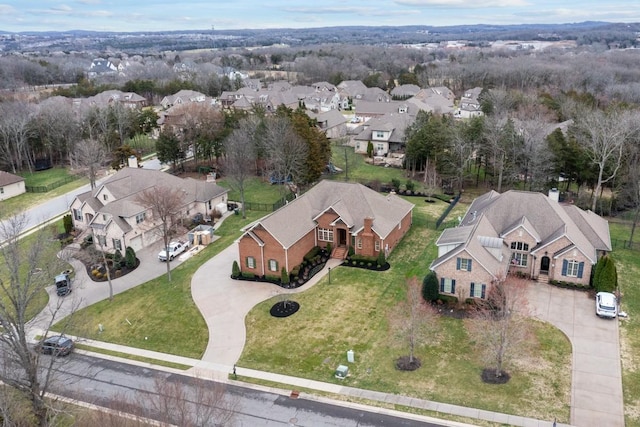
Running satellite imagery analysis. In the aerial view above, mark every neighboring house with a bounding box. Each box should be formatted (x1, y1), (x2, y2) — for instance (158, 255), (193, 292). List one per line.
(0, 171), (26, 200)
(70, 167), (228, 253)
(455, 87), (484, 119)
(430, 189), (611, 300)
(87, 58), (117, 78)
(237, 180), (414, 276)
(353, 112), (416, 155)
(160, 90), (208, 109)
(74, 90), (147, 111)
(410, 88), (455, 115)
(391, 84), (421, 99)
(306, 109), (348, 139)
(354, 100), (409, 119)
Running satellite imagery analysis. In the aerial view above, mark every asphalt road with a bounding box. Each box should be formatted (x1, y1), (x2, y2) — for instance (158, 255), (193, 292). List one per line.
(50, 353), (447, 427)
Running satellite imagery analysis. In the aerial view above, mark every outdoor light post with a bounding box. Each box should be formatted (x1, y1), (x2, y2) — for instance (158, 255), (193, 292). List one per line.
(328, 267), (331, 284)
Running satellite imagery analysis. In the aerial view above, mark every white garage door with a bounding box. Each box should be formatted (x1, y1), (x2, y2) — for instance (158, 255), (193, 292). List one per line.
(129, 235), (143, 251)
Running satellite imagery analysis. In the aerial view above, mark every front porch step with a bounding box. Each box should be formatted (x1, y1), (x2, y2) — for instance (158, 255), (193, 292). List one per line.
(537, 274), (549, 284)
(331, 247), (348, 260)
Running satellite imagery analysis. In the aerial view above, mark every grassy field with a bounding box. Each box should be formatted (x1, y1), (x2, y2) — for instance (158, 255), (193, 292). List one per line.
(217, 176), (290, 205)
(610, 222), (640, 427)
(0, 219), (72, 322)
(239, 200), (572, 422)
(53, 209), (265, 358)
(330, 143), (408, 185)
(1, 168), (88, 220)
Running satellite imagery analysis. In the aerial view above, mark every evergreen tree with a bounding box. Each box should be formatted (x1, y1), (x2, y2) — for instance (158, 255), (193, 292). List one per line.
(422, 272), (439, 302)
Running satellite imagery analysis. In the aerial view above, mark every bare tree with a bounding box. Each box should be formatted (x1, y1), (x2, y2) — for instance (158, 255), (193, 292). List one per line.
(135, 185), (185, 282)
(71, 139), (108, 190)
(467, 276), (531, 383)
(222, 117), (259, 219)
(388, 277), (439, 371)
(92, 230), (114, 302)
(263, 116), (307, 189)
(574, 108), (638, 212)
(444, 122), (473, 191)
(0, 101), (36, 173)
(0, 213), (77, 425)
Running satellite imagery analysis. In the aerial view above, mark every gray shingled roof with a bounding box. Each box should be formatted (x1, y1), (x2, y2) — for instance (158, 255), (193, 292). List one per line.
(0, 171), (24, 186)
(243, 180), (414, 249)
(353, 113), (416, 144)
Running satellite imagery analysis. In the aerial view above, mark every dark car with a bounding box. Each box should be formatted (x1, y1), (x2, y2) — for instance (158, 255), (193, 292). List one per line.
(38, 335), (74, 356)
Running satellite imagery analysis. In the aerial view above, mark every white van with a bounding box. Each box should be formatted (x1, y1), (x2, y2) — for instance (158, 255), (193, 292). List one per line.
(596, 292), (617, 319)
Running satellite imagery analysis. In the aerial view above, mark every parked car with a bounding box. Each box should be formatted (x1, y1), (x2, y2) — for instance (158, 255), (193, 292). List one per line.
(37, 335), (74, 356)
(158, 241), (189, 262)
(54, 273), (72, 297)
(596, 292), (618, 318)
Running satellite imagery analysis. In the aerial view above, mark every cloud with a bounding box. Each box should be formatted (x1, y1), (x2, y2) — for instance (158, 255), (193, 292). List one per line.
(284, 5), (420, 17)
(0, 4), (17, 15)
(395, 0), (529, 7)
(76, 0), (101, 4)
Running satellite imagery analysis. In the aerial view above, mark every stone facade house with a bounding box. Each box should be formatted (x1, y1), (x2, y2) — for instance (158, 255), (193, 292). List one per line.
(237, 180), (414, 277)
(0, 171), (26, 200)
(70, 167), (228, 253)
(430, 189), (611, 300)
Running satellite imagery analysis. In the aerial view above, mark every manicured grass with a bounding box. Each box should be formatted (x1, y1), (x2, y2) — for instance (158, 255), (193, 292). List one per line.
(0, 219), (72, 322)
(75, 344), (192, 370)
(18, 167), (76, 187)
(609, 222), (640, 427)
(238, 203), (572, 421)
(53, 210), (264, 359)
(217, 176), (290, 205)
(330, 143), (406, 184)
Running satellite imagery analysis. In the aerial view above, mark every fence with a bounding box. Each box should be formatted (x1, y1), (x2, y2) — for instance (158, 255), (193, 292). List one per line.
(243, 192), (297, 213)
(611, 239), (640, 252)
(25, 175), (80, 193)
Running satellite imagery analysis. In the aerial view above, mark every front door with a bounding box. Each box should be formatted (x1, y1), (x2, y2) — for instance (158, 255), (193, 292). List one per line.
(540, 256), (550, 274)
(338, 229), (347, 246)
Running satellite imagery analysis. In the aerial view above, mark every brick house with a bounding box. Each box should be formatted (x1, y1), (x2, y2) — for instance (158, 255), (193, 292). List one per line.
(430, 189), (611, 300)
(237, 180), (414, 276)
(70, 167), (228, 253)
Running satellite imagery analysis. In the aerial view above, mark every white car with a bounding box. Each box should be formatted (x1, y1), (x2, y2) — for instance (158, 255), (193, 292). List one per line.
(158, 241), (189, 262)
(596, 292), (617, 319)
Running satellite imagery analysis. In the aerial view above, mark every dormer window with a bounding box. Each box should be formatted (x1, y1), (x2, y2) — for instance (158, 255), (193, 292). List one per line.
(103, 194), (108, 201)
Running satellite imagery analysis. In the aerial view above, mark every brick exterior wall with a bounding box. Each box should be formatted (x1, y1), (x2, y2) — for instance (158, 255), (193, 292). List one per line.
(434, 249), (496, 300)
(501, 226), (538, 276)
(238, 209), (413, 276)
(238, 225), (317, 276)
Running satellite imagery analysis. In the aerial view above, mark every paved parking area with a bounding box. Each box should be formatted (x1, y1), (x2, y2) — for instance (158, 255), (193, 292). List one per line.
(527, 283), (624, 427)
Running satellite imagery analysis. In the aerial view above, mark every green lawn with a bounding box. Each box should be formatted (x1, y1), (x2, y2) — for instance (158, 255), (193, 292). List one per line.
(53, 210), (265, 358)
(239, 202), (572, 422)
(0, 219), (72, 322)
(217, 176), (290, 205)
(330, 143), (407, 185)
(610, 222), (640, 427)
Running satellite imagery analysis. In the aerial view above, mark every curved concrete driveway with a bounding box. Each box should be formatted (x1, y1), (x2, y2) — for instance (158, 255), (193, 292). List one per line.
(191, 243), (341, 369)
(527, 283), (624, 427)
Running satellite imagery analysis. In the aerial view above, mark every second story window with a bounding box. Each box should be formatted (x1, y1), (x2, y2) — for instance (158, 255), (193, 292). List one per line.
(136, 212), (146, 224)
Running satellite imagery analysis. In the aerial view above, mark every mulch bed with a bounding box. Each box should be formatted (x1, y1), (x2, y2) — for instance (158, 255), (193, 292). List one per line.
(270, 300), (300, 318)
(341, 260), (390, 271)
(395, 356), (422, 371)
(481, 369), (511, 384)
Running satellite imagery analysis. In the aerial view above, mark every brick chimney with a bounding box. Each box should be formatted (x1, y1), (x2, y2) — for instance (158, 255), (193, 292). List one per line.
(361, 217), (375, 256)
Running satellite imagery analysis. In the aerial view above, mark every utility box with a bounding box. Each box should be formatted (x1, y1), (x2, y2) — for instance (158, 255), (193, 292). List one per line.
(347, 349), (355, 363)
(335, 365), (349, 379)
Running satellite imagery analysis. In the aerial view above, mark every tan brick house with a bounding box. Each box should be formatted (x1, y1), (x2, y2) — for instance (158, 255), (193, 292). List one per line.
(70, 167), (228, 253)
(237, 180), (414, 276)
(430, 190), (611, 300)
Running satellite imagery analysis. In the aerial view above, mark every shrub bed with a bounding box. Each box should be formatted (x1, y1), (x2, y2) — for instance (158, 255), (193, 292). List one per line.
(549, 280), (591, 291)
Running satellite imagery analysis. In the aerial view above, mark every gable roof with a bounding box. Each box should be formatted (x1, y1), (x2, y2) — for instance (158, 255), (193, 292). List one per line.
(77, 168), (227, 222)
(242, 180), (414, 249)
(353, 113), (416, 144)
(0, 171), (24, 186)
(460, 190), (609, 263)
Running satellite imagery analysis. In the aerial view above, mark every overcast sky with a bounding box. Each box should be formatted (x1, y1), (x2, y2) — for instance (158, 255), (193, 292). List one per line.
(0, 1), (638, 33)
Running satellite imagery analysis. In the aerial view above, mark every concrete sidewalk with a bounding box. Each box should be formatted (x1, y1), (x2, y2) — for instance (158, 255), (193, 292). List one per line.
(36, 332), (568, 427)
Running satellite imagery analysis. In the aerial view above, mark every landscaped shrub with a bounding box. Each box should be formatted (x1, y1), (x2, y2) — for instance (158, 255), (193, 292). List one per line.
(405, 180), (415, 192)
(281, 267), (290, 286)
(125, 246), (137, 269)
(348, 246), (355, 257)
(367, 141), (373, 158)
(438, 294), (458, 305)
(62, 214), (73, 234)
(391, 178), (401, 192)
(241, 272), (255, 279)
(326, 242), (332, 254)
(113, 249), (123, 263)
(291, 266), (300, 277)
(232, 261), (240, 278)
(593, 255), (617, 293)
(422, 272), (439, 302)
(376, 250), (386, 266)
(265, 275), (280, 283)
(303, 246), (321, 262)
